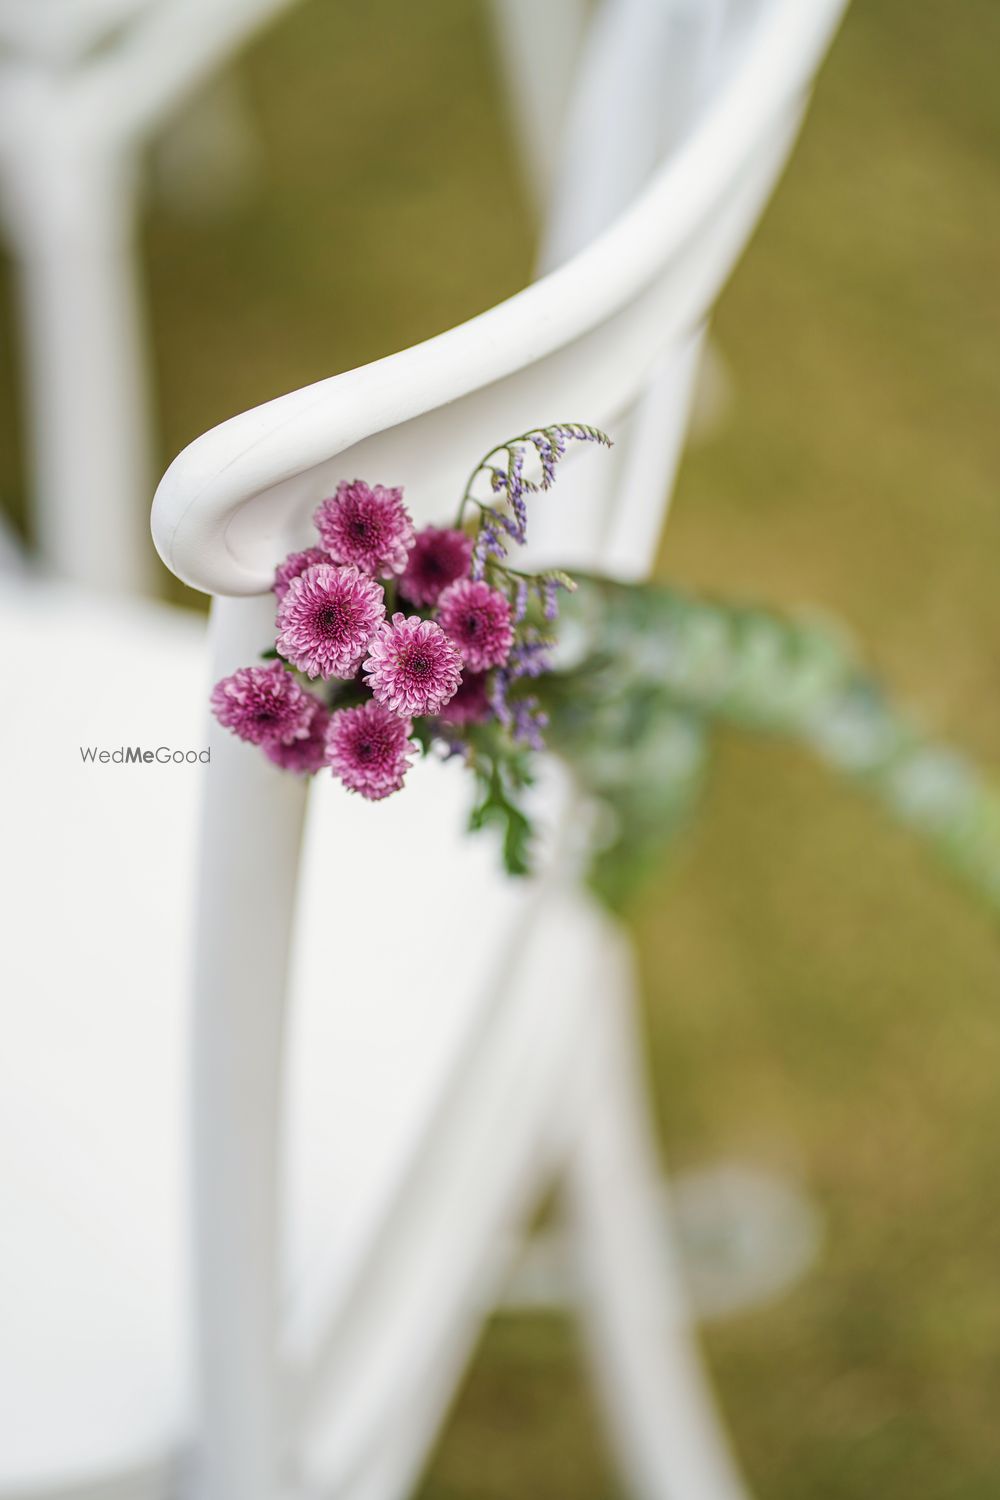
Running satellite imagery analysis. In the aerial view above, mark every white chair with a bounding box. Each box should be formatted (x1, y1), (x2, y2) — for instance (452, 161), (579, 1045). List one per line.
(0, 2), (848, 1497)
(0, 0), (300, 593)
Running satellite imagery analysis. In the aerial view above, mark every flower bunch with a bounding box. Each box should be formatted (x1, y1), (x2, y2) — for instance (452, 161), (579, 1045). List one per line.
(209, 428), (1000, 913)
(210, 426), (612, 843)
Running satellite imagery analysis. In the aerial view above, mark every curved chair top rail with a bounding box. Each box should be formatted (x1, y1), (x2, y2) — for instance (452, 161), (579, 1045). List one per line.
(152, 0), (847, 597)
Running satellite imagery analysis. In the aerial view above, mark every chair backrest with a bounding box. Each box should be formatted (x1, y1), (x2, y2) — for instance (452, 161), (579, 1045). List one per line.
(152, 0), (847, 598)
(151, 5), (848, 1498)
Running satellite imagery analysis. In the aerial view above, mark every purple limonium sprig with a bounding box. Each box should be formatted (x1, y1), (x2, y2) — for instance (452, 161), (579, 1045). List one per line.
(487, 633), (556, 748)
(470, 511), (508, 582)
(541, 577), (561, 622)
(479, 567), (573, 630)
(488, 670), (549, 752)
(451, 425), (609, 753)
(508, 636), (556, 678)
(531, 430), (559, 487)
(459, 424), (610, 582)
(512, 697), (549, 752)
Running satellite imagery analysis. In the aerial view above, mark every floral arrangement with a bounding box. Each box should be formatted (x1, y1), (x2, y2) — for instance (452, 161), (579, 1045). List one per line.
(212, 423), (1000, 917)
(211, 424), (609, 873)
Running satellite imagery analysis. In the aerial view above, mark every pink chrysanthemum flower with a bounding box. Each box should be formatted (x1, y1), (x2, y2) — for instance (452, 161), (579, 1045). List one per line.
(314, 480), (415, 578)
(363, 612), (462, 716)
(325, 700), (416, 801)
(436, 578), (514, 672)
(399, 526), (473, 606)
(273, 546), (331, 602)
(438, 670), (492, 726)
(276, 562), (385, 680)
(263, 702), (330, 774)
(211, 662), (317, 746)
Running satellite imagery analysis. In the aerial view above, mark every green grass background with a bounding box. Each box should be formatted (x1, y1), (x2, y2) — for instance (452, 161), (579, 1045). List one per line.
(3, 2), (1000, 1495)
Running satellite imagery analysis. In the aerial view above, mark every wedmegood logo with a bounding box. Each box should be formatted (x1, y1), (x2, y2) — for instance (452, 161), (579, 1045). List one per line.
(79, 746), (211, 765)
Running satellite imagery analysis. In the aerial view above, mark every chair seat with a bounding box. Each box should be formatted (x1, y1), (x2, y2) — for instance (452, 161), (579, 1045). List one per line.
(0, 580), (551, 1498)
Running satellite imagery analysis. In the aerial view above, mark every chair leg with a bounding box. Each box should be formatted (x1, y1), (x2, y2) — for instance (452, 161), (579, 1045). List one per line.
(563, 927), (750, 1500)
(191, 596), (310, 1500)
(290, 886), (593, 1500)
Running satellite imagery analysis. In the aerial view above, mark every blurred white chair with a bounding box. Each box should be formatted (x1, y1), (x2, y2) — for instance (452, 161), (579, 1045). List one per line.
(0, 1), (848, 1498)
(0, 0), (299, 593)
(487, 0), (589, 214)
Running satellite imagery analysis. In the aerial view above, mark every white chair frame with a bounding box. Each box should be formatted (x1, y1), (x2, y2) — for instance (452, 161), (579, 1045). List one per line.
(150, 3), (849, 1497)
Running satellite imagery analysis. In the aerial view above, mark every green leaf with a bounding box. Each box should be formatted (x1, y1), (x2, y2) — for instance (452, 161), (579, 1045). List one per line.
(467, 757), (537, 876)
(545, 574), (1000, 919)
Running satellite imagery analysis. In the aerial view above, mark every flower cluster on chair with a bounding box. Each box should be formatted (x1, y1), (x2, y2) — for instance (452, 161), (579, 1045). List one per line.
(211, 424), (611, 866)
(210, 422), (1000, 906)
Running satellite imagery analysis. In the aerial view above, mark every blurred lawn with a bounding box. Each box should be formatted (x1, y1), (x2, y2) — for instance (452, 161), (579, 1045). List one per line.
(3, 2), (1000, 1496)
